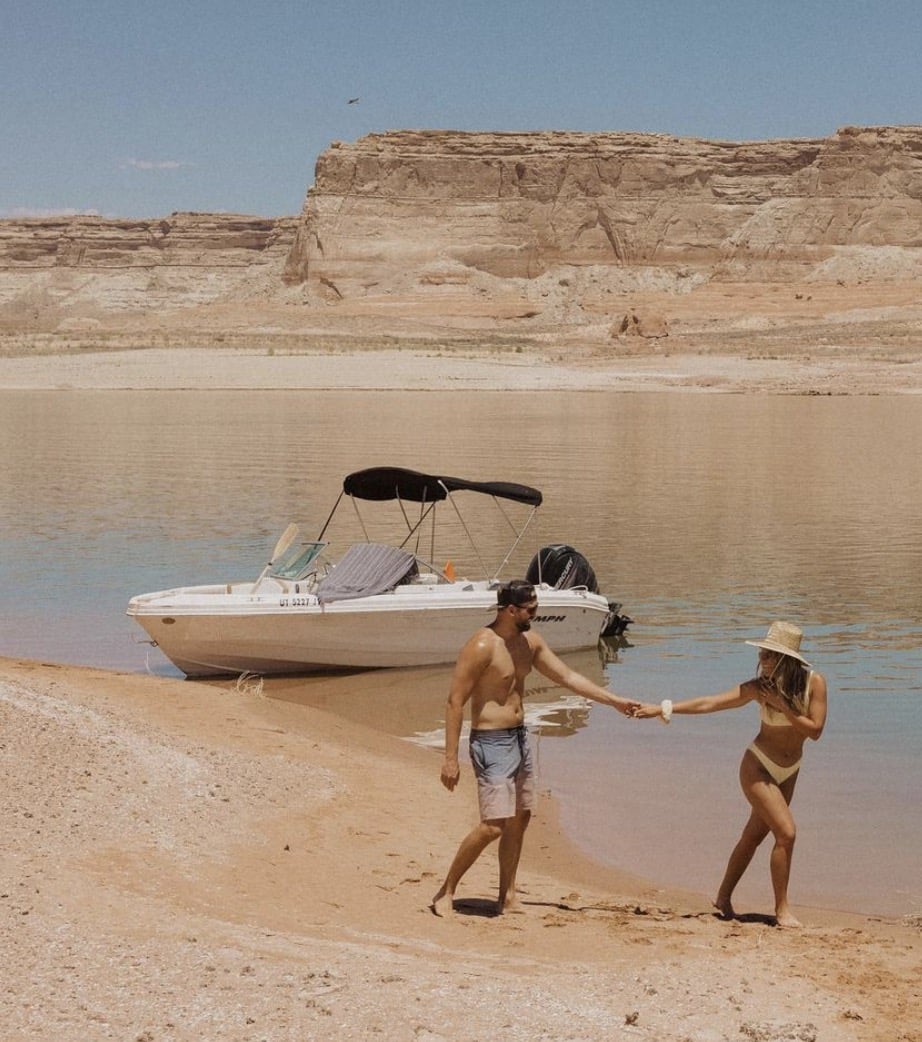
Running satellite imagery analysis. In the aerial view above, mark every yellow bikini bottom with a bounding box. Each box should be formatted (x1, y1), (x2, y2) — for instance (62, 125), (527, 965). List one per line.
(747, 742), (801, 784)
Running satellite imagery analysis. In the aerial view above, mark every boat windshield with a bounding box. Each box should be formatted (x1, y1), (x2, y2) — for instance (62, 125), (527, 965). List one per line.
(269, 541), (328, 580)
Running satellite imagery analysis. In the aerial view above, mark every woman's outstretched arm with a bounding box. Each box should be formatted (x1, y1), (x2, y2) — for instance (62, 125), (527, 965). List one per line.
(634, 681), (756, 721)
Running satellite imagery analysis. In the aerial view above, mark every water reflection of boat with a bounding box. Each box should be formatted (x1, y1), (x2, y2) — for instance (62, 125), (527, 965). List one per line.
(598, 632), (632, 664)
(127, 467), (630, 677)
(218, 645), (616, 745)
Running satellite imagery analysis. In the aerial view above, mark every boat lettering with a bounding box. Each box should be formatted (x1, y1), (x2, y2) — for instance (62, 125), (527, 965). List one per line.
(534, 614), (566, 623)
(279, 597), (313, 607)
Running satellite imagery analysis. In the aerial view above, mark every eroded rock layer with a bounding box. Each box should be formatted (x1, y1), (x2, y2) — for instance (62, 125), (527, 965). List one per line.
(0, 213), (297, 331)
(284, 126), (922, 296)
(2, 127), (921, 344)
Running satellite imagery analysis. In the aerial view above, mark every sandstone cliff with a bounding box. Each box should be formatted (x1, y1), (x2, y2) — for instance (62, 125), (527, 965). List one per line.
(2, 126), (922, 353)
(284, 126), (922, 291)
(0, 213), (297, 335)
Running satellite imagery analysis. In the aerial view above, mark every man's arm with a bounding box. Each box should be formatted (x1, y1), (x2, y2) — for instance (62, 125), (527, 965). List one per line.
(531, 634), (639, 716)
(441, 631), (492, 791)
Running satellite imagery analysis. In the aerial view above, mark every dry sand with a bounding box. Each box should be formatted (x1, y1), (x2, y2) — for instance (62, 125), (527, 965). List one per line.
(2, 345), (921, 1040)
(1, 341), (921, 395)
(2, 656), (919, 1042)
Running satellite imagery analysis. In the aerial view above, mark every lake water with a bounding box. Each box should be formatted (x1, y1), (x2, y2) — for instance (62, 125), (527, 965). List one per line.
(1, 388), (920, 919)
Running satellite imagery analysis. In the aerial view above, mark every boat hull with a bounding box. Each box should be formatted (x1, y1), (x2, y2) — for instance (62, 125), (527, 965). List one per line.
(127, 582), (615, 677)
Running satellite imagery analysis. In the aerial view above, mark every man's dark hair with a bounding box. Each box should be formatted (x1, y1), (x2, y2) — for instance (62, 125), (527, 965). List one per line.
(496, 579), (536, 607)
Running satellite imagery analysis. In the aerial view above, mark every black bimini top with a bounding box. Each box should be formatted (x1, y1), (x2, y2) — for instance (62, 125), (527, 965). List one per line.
(343, 467), (543, 507)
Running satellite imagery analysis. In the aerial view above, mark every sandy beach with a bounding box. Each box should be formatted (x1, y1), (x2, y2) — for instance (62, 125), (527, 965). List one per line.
(2, 340), (922, 395)
(2, 344), (921, 1040)
(2, 653), (919, 1042)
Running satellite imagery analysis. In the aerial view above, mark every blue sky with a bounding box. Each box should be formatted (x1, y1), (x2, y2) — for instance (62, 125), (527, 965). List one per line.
(2, 0), (920, 219)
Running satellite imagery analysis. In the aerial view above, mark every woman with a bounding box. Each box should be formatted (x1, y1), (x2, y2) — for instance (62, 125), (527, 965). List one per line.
(635, 621), (827, 927)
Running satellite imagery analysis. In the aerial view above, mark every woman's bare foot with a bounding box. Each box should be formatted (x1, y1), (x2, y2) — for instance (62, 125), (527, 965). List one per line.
(430, 886), (455, 918)
(713, 895), (736, 920)
(774, 909), (803, 928)
(497, 894), (526, 915)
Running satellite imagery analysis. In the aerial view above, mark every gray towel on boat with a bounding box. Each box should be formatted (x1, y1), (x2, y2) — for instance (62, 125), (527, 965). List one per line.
(316, 543), (417, 603)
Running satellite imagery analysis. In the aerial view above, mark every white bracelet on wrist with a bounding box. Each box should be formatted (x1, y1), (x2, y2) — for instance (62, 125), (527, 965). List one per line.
(660, 699), (673, 724)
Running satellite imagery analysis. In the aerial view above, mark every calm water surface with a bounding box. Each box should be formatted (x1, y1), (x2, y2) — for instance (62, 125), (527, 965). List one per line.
(1, 389), (920, 918)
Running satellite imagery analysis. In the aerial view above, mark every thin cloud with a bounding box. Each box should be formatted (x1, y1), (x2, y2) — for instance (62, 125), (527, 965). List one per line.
(121, 158), (191, 171)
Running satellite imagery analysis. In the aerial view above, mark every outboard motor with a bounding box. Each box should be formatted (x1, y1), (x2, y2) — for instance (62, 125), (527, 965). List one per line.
(526, 544), (632, 638)
(526, 544), (599, 593)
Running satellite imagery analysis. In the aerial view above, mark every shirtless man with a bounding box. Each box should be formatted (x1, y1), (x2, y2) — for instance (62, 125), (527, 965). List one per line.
(430, 579), (639, 917)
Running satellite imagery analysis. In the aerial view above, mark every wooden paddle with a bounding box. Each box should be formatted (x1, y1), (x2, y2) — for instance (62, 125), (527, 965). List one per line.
(254, 523), (299, 584)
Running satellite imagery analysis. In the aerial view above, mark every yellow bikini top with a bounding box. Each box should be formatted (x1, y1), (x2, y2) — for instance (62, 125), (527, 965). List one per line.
(760, 671), (812, 726)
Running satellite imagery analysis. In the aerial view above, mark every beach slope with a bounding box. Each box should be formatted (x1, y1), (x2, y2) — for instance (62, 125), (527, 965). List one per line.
(1, 656), (917, 1041)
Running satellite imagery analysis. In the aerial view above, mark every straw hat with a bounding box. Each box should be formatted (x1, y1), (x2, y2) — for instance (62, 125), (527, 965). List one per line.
(745, 621), (811, 665)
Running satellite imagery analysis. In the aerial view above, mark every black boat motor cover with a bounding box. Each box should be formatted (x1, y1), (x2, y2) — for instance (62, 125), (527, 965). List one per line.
(525, 545), (600, 593)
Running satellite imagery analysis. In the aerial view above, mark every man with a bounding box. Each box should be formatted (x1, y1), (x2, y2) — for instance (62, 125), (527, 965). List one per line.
(430, 579), (639, 917)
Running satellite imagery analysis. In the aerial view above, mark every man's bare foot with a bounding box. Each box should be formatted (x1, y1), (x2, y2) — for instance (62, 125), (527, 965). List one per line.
(713, 896), (736, 920)
(430, 886), (455, 918)
(774, 910), (803, 929)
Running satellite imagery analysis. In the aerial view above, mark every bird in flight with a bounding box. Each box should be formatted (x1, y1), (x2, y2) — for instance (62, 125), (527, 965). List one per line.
(348, 97), (360, 104)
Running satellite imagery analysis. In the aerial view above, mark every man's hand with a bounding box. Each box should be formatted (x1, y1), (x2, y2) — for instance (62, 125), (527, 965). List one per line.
(440, 758), (460, 791)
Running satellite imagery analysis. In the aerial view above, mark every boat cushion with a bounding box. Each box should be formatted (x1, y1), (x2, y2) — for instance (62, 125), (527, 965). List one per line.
(316, 543), (418, 603)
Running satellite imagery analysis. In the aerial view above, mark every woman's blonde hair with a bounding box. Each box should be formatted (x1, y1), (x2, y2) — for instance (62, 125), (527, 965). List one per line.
(769, 654), (810, 714)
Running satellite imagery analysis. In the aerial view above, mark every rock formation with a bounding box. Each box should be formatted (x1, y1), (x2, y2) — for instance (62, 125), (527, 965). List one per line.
(0, 213), (297, 333)
(2, 126), (922, 349)
(283, 126), (922, 293)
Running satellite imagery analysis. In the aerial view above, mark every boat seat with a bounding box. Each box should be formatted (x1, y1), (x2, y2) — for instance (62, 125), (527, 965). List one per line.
(316, 543), (418, 603)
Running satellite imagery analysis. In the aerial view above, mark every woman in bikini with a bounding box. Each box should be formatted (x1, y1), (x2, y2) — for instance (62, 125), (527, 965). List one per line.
(635, 621), (827, 928)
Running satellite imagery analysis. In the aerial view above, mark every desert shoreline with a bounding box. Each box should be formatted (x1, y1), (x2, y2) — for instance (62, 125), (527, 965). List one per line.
(2, 650), (920, 1042)
(2, 341), (922, 395)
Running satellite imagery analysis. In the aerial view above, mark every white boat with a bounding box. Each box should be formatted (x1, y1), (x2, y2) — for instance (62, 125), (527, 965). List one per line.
(127, 467), (629, 677)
